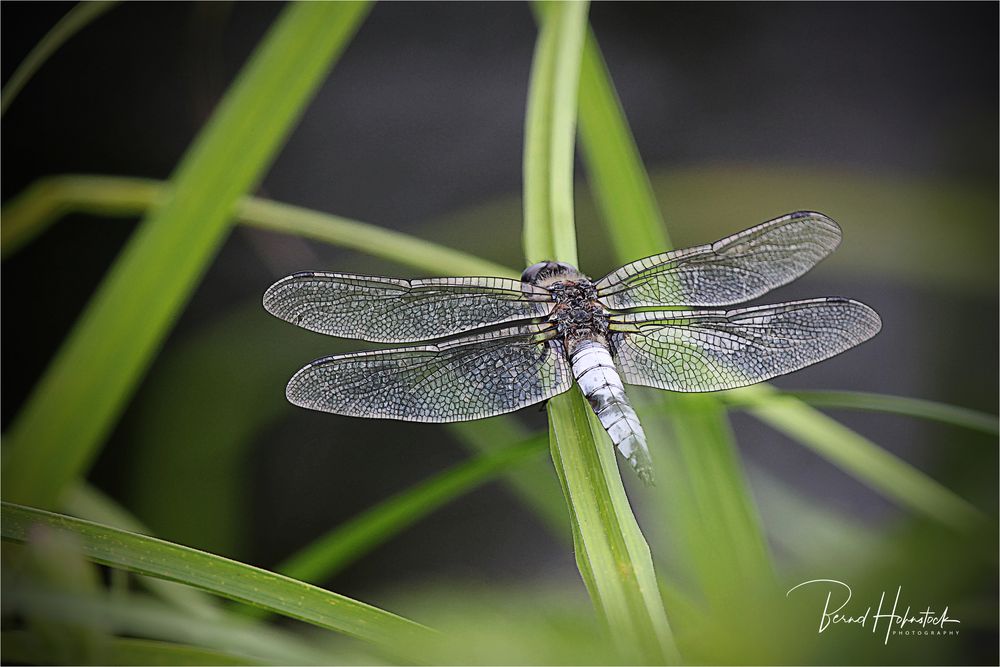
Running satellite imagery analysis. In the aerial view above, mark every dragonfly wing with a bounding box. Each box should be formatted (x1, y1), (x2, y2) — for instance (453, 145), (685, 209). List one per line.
(264, 273), (553, 343)
(609, 298), (881, 392)
(595, 211), (842, 309)
(286, 324), (573, 422)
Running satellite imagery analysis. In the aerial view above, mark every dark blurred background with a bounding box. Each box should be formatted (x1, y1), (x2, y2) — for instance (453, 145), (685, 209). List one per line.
(2, 2), (997, 661)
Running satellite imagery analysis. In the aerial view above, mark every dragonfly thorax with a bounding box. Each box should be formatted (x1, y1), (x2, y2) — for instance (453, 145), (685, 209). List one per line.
(546, 279), (610, 344)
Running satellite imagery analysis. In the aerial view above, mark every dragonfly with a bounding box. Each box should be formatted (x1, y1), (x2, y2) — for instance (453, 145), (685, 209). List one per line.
(263, 211), (881, 483)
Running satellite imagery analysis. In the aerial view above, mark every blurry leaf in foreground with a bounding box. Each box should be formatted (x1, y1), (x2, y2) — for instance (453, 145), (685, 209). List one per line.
(1, 632), (262, 666)
(0, 1), (118, 116)
(1, 502), (434, 655)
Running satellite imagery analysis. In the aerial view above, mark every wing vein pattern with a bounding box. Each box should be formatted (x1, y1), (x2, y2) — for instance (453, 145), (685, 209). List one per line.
(264, 273), (553, 343)
(609, 297), (881, 392)
(286, 323), (573, 422)
(595, 211), (842, 309)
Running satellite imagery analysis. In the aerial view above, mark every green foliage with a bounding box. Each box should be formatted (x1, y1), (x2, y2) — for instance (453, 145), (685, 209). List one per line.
(0, 1), (118, 117)
(2, 1), (372, 510)
(252, 435), (549, 614)
(3, 633), (261, 667)
(735, 386), (986, 531)
(2, 502), (432, 655)
(523, 2), (680, 662)
(1, 3), (996, 665)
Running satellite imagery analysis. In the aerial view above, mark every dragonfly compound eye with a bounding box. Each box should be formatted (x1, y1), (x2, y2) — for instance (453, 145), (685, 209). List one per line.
(520, 262), (551, 283)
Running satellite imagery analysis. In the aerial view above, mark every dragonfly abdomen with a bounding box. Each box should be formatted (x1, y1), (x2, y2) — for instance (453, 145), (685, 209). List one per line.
(569, 339), (654, 484)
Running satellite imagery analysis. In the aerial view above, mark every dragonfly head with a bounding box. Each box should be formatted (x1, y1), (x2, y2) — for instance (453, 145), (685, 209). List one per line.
(521, 261), (584, 286)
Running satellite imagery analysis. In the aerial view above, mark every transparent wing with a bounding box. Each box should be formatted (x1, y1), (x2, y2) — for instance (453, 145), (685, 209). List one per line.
(264, 272), (553, 343)
(286, 324), (573, 422)
(595, 211), (842, 309)
(609, 298), (881, 392)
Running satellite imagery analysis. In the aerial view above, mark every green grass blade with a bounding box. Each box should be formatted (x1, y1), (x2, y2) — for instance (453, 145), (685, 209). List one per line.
(575, 24), (671, 255)
(1, 502), (434, 652)
(0, 1), (118, 117)
(728, 386), (987, 531)
(642, 395), (776, 604)
(446, 421), (567, 531)
(522, 0), (586, 264)
(523, 3), (679, 662)
(747, 463), (882, 567)
(63, 483), (222, 619)
(255, 436), (548, 610)
(0, 174), (514, 277)
(1, 176), (568, 544)
(548, 392), (681, 663)
(569, 4), (982, 556)
(0, 583), (340, 665)
(2, 631), (262, 666)
(567, 6), (777, 613)
(1, 2), (372, 509)
(764, 390), (998, 436)
(18, 523), (112, 663)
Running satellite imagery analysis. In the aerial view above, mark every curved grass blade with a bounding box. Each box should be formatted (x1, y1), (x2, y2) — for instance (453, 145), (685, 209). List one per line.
(64, 483), (221, 619)
(761, 390), (998, 436)
(1, 1), (372, 509)
(523, 2), (679, 662)
(1, 502), (434, 653)
(0, 174), (514, 277)
(567, 4), (983, 543)
(0, 583), (340, 665)
(275, 435), (547, 583)
(565, 5), (777, 611)
(446, 421), (567, 532)
(0, 1), (118, 117)
(729, 386), (987, 531)
(236, 435), (548, 621)
(573, 19), (671, 256)
(2, 632), (262, 666)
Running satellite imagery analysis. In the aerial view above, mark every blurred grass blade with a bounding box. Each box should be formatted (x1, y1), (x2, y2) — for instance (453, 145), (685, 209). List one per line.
(64, 483), (221, 619)
(276, 435), (547, 582)
(730, 386), (987, 531)
(0, 174), (513, 277)
(574, 21), (671, 255)
(524, 3), (679, 662)
(446, 421), (567, 531)
(0, 583), (339, 665)
(234, 435), (549, 620)
(0, 630), (264, 665)
(2, 1), (372, 509)
(566, 5), (777, 611)
(642, 395), (776, 605)
(0, 1), (118, 116)
(2, 632), (262, 666)
(0, 175), (568, 544)
(20, 524), (111, 663)
(1, 502), (434, 652)
(765, 389), (998, 436)
(747, 463), (881, 567)
(569, 3), (981, 557)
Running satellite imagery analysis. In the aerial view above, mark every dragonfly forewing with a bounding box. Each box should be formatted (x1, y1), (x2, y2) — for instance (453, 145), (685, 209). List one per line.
(595, 211), (842, 309)
(264, 272), (553, 343)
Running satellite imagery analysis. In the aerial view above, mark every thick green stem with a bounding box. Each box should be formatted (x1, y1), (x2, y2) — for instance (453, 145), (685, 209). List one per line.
(523, 2), (679, 662)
